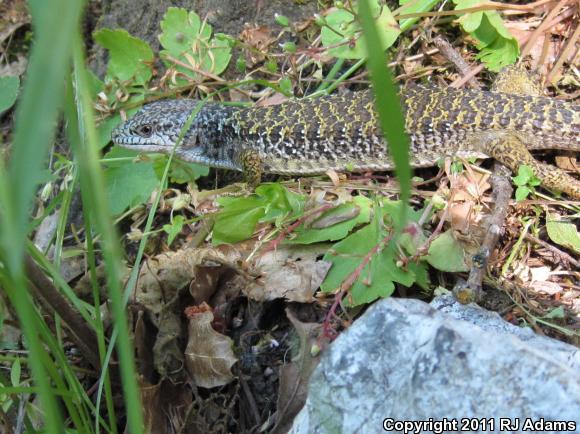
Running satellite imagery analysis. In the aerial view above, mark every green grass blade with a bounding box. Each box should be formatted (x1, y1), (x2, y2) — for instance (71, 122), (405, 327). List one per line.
(4, 0), (83, 258)
(0, 0), (85, 432)
(67, 35), (144, 432)
(358, 0), (411, 228)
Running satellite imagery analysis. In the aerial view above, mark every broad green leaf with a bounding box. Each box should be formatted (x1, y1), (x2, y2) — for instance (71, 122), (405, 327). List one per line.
(152, 156), (209, 183)
(455, 0), (484, 32)
(321, 222), (420, 306)
(0, 75), (20, 114)
(546, 215), (580, 254)
(515, 186), (531, 202)
(321, 203), (423, 307)
(288, 196), (372, 244)
(159, 7), (232, 81)
(103, 147), (159, 214)
(472, 15), (519, 71)
(163, 215), (186, 246)
(398, 0), (440, 32)
(512, 165), (540, 201)
(258, 183), (304, 222)
(453, 0), (519, 71)
(213, 197), (266, 244)
(425, 230), (469, 272)
(213, 184), (304, 245)
(94, 28), (154, 84)
(97, 113), (124, 149)
(321, 0), (401, 59)
(543, 306), (565, 319)
(159, 8), (211, 52)
(512, 165), (534, 186)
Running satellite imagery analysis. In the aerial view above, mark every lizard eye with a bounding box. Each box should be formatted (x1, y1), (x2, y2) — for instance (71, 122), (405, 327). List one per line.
(136, 124), (153, 137)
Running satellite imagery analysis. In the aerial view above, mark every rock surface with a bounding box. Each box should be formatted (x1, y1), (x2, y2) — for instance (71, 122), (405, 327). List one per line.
(291, 295), (580, 434)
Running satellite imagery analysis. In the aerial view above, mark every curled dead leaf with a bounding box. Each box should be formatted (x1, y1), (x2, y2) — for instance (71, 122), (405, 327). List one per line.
(184, 305), (238, 388)
(245, 245), (331, 302)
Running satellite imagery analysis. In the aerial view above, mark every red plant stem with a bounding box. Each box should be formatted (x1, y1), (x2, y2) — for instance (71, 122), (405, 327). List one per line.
(322, 231), (394, 338)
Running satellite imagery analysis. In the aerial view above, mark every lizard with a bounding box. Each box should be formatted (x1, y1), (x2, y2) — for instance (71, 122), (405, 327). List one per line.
(111, 69), (580, 198)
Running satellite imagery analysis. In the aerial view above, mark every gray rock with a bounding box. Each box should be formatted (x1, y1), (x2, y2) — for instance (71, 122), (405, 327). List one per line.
(291, 296), (580, 434)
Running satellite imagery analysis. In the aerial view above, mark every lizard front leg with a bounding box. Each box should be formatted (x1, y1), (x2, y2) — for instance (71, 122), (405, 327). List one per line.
(237, 148), (263, 187)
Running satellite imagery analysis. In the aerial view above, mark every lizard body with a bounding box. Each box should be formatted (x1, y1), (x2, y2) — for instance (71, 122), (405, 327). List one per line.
(112, 84), (579, 197)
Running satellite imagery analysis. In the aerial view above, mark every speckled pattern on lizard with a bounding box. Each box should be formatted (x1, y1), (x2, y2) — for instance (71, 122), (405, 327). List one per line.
(111, 68), (579, 198)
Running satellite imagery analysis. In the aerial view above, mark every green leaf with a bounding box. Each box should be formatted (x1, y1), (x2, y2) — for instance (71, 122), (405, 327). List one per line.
(0, 75), (20, 114)
(103, 147), (159, 214)
(321, 203), (422, 307)
(546, 215), (580, 254)
(288, 196), (372, 244)
(398, 0), (440, 32)
(213, 196), (267, 244)
(279, 76), (293, 95)
(152, 156), (209, 183)
(275, 14), (290, 27)
(512, 165), (540, 200)
(265, 59), (278, 73)
(473, 17), (519, 71)
(512, 165), (538, 186)
(542, 306), (565, 319)
(515, 186), (531, 202)
(159, 7), (232, 81)
(425, 230), (469, 272)
(321, 0), (401, 59)
(86, 69), (104, 99)
(282, 42), (297, 53)
(163, 215), (186, 246)
(455, 0), (484, 32)
(93, 28), (154, 84)
(236, 56), (247, 72)
(213, 183), (304, 245)
(97, 113), (124, 149)
(453, 0), (519, 71)
(10, 358), (21, 387)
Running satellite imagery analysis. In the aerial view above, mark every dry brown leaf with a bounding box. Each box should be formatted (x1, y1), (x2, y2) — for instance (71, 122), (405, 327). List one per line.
(530, 266), (552, 283)
(153, 303), (185, 378)
(245, 245), (331, 302)
(530, 281), (563, 296)
(184, 305), (238, 388)
(258, 92), (289, 107)
(443, 165), (492, 255)
(134, 247), (244, 326)
(239, 23), (276, 65)
(0, 0), (30, 49)
(139, 377), (193, 434)
(449, 168), (491, 202)
(325, 169), (341, 187)
(555, 155), (579, 172)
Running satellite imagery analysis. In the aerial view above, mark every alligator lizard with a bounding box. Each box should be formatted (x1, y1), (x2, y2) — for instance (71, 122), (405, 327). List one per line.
(112, 77), (580, 198)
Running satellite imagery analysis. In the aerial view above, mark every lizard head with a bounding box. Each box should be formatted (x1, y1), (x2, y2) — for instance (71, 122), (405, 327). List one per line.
(111, 99), (201, 151)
